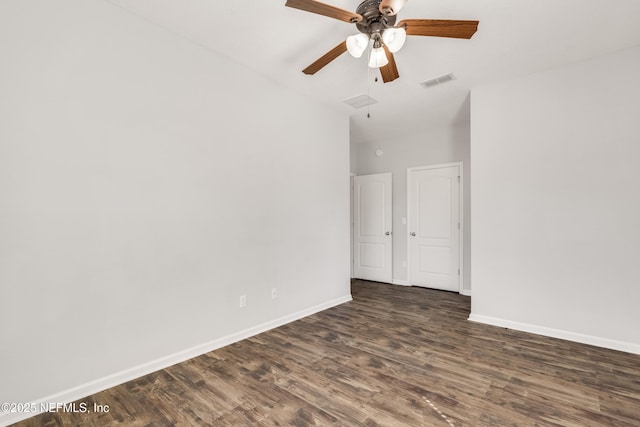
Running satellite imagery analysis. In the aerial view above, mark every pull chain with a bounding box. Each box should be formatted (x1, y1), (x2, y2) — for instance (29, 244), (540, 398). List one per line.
(367, 46), (371, 119)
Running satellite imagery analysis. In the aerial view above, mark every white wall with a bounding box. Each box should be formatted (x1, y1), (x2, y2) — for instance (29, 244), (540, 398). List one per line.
(0, 0), (350, 418)
(470, 46), (640, 353)
(353, 122), (471, 292)
(350, 141), (358, 175)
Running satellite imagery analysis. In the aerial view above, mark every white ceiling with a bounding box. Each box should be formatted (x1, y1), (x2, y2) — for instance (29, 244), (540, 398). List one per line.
(107, 0), (640, 143)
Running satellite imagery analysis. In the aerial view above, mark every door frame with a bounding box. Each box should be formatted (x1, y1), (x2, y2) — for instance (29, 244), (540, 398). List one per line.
(350, 173), (355, 278)
(406, 162), (464, 293)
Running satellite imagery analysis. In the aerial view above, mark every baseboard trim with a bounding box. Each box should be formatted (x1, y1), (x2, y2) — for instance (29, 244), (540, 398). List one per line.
(459, 289), (472, 296)
(0, 295), (352, 427)
(392, 279), (409, 286)
(468, 313), (640, 355)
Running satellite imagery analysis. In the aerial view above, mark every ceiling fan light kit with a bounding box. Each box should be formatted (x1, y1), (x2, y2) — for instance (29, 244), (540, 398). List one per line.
(346, 27), (405, 67)
(285, 0), (479, 82)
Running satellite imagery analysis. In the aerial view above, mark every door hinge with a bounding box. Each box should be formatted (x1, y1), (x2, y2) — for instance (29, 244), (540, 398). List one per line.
(458, 268), (460, 276)
(458, 222), (460, 230)
(457, 175), (460, 183)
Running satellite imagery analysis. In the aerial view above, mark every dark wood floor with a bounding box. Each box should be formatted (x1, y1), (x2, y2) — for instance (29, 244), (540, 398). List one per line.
(13, 280), (640, 426)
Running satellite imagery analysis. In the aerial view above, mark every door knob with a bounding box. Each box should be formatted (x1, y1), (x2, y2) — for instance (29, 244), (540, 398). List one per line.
(385, 232), (391, 236)
(410, 232), (416, 236)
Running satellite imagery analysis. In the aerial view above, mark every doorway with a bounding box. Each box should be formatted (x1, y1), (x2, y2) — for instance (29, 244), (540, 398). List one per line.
(353, 173), (393, 283)
(407, 163), (463, 292)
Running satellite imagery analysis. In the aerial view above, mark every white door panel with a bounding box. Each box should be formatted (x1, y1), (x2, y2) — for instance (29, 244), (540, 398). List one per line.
(418, 246), (451, 275)
(359, 243), (385, 268)
(419, 176), (451, 239)
(359, 181), (386, 236)
(408, 165), (460, 291)
(354, 173), (392, 283)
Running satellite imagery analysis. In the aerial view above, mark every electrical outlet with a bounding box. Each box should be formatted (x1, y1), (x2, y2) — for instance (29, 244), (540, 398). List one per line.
(271, 288), (277, 300)
(239, 294), (247, 308)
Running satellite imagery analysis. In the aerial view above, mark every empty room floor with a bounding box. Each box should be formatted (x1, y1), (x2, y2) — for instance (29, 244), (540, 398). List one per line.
(12, 280), (640, 426)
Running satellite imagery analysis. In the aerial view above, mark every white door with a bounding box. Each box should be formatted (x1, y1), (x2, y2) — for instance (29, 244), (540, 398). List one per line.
(353, 173), (392, 283)
(408, 165), (461, 292)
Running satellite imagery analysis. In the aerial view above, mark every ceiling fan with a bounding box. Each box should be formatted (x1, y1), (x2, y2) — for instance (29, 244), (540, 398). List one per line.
(285, 0), (479, 82)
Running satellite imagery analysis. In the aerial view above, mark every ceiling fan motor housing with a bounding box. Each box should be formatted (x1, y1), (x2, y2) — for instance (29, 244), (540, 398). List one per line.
(355, 0), (397, 37)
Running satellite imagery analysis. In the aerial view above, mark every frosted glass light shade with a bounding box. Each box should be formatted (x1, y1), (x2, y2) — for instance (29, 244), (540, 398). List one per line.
(379, 0), (408, 16)
(382, 27), (406, 53)
(368, 47), (389, 68)
(346, 34), (369, 58)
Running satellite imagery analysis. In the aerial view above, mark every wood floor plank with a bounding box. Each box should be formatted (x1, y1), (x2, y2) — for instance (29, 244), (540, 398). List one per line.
(11, 280), (640, 426)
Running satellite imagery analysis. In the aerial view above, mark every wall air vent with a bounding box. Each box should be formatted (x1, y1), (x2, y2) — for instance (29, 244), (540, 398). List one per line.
(421, 73), (456, 89)
(343, 94), (378, 109)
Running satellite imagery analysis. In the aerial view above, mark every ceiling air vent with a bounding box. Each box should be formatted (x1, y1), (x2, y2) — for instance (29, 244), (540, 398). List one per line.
(343, 94), (378, 109)
(421, 73), (456, 89)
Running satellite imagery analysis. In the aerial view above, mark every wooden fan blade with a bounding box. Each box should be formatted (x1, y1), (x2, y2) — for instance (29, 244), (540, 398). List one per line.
(397, 19), (479, 39)
(302, 40), (348, 75)
(285, 0), (362, 23)
(379, 45), (399, 83)
(379, 0), (408, 16)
